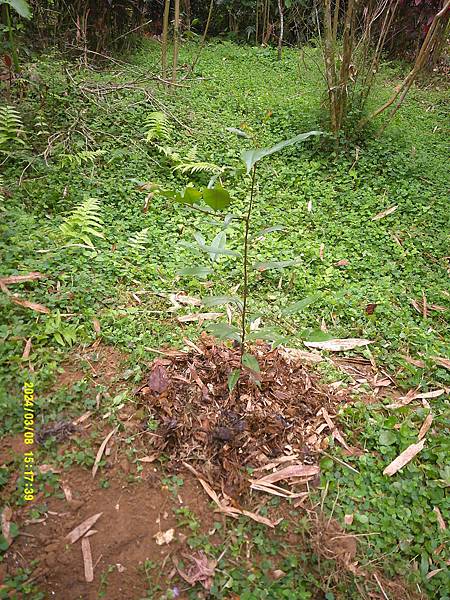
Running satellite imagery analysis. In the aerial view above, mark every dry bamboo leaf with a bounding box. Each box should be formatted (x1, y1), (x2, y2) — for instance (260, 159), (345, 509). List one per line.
(182, 462), (277, 528)
(177, 312), (221, 323)
(1, 506), (13, 547)
(83, 530), (98, 538)
(383, 440), (425, 477)
(61, 482), (73, 503)
(418, 413), (433, 441)
(433, 507), (446, 531)
(281, 348), (323, 364)
(92, 427), (118, 478)
(416, 389), (444, 399)
(154, 528), (175, 545)
(8, 296), (50, 314)
(401, 355), (425, 368)
(170, 293), (202, 307)
(137, 454), (158, 463)
(252, 464), (319, 486)
(426, 568), (443, 580)
(22, 338), (32, 359)
(304, 338), (373, 351)
(73, 411), (92, 425)
(0, 272), (45, 285)
(66, 513), (102, 544)
(386, 388), (419, 409)
(431, 356), (450, 370)
(38, 464), (60, 474)
(81, 537), (94, 582)
(371, 205), (398, 220)
(321, 408), (350, 450)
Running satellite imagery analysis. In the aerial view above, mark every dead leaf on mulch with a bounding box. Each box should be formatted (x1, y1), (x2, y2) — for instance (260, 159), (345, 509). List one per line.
(304, 338), (373, 352)
(175, 552), (217, 590)
(383, 440), (425, 476)
(251, 464), (319, 486)
(66, 513), (103, 544)
(147, 361), (170, 394)
(81, 537), (94, 582)
(1, 506), (13, 548)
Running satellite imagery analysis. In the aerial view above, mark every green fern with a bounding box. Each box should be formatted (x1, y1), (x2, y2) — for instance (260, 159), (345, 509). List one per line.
(127, 228), (150, 252)
(59, 149), (106, 167)
(144, 111), (171, 142)
(60, 197), (104, 249)
(173, 161), (223, 175)
(0, 105), (25, 152)
(35, 113), (50, 137)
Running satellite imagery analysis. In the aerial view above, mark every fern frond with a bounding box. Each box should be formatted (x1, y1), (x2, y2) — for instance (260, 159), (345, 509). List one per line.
(59, 149), (106, 168)
(0, 105), (26, 151)
(60, 197), (104, 249)
(144, 111), (171, 142)
(127, 228), (150, 252)
(173, 162), (223, 175)
(154, 144), (181, 162)
(184, 146), (198, 162)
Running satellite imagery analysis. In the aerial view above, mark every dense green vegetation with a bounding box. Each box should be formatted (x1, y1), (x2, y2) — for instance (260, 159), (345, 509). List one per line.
(1, 39), (449, 598)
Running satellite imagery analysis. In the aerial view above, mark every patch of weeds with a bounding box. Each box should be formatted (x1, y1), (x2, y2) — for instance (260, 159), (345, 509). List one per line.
(0, 567), (44, 600)
(97, 564), (115, 599)
(161, 474), (184, 497)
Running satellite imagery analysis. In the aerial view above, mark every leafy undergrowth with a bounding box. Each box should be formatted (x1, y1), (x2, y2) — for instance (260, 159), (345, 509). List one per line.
(1, 40), (449, 598)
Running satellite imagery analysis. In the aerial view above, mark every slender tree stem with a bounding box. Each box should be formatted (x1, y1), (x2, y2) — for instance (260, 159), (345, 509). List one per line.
(161, 0), (170, 80)
(172, 0), (180, 84)
(240, 165), (257, 361)
(5, 5), (19, 72)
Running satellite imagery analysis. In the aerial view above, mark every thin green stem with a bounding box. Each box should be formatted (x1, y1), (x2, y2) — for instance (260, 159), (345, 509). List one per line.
(240, 165), (257, 361)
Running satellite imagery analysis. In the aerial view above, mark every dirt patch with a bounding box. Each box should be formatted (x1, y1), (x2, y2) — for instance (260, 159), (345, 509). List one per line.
(3, 467), (217, 600)
(136, 337), (352, 498)
(53, 343), (127, 391)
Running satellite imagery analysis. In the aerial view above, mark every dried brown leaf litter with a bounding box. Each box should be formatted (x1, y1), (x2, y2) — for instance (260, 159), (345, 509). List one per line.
(137, 337), (351, 498)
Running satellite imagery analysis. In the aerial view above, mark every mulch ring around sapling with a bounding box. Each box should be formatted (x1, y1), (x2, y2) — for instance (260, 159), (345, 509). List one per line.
(136, 335), (352, 499)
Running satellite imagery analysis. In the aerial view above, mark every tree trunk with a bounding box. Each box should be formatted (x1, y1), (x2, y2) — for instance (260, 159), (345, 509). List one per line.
(161, 0), (170, 80)
(172, 0), (180, 84)
(277, 0), (284, 60)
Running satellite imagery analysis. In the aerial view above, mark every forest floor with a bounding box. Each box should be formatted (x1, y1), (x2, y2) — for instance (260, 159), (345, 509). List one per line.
(0, 40), (449, 599)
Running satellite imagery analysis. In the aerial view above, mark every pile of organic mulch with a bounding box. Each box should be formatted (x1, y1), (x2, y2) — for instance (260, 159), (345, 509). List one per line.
(136, 336), (351, 497)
